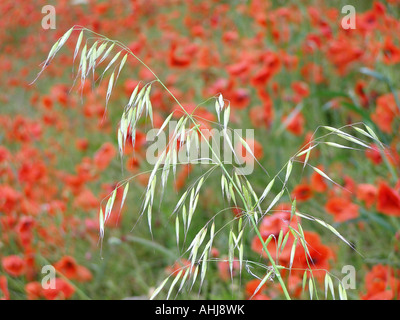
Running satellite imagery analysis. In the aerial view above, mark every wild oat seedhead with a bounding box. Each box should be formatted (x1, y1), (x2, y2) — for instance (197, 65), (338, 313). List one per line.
(36, 26), (388, 300)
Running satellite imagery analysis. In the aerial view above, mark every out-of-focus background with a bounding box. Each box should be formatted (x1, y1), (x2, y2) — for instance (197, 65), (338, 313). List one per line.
(1, 0), (400, 300)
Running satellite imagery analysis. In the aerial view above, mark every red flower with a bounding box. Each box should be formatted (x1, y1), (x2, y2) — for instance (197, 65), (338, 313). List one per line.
(93, 142), (117, 171)
(54, 256), (79, 279)
(2, 255), (26, 277)
(165, 259), (191, 278)
(16, 216), (35, 248)
(76, 265), (93, 282)
(42, 278), (75, 300)
(168, 43), (191, 68)
(249, 104), (274, 128)
(344, 175), (356, 194)
(217, 257), (240, 281)
(301, 62), (324, 84)
(245, 279), (269, 300)
(310, 165), (328, 193)
(292, 81), (310, 98)
(354, 80), (369, 108)
(235, 138), (264, 163)
(54, 256), (92, 282)
(361, 265), (400, 300)
(291, 231), (334, 281)
(251, 204), (300, 262)
(282, 111), (305, 136)
(75, 138), (89, 152)
(371, 93), (399, 134)
(230, 88), (250, 109)
(0, 185), (21, 215)
(251, 66), (273, 86)
(382, 37), (400, 65)
(174, 164), (193, 191)
(365, 144), (383, 165)
(73, 188), (99, 212)
(291, 184), (313, 202)
(251, 293), (271, 300)
(251, 52), (281, 87)
(0, 276), (10, 300)
(325, 197), (359, 222)
(25, 282), (43, 300)
(286, 274), (303, 298)
(356, 184), (377, 209)
(377, 182), (400, 217)
(41, 95), (53, 110)
(0, 146), (11, 163)
(227, 61), (250, 77)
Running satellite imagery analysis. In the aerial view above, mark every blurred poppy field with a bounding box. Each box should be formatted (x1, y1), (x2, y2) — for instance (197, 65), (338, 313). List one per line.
(1, 0), (400, 300)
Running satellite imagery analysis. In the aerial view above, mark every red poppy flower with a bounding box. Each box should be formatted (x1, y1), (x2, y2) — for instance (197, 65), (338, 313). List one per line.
(16, 216), (35, 247)
(356, 184), (377, 209)
(42, 278), (75, 300)
(227, 61), (250, 77)
(365, 144), (383, 165)
(326, 37), (363, 75)
(174, 164), (192, 191)
(165, 259), (191, 278)
(281, 51), (298, 70)
(54, 256), (79, 279)
(282, 111), (305, 136)
(249, 103), (274, 129)
(292, 81), (310, 98)
(291, 231), (334, 280)
(76, 265), (93, 282)
(76, 138), (89, 152)
(371, 93), (399, 134)
(25, 282), (43, 300)
(93, 142), (117, 171)
(245, 279), (269, 300)
(217, 257), (240, 281)
(361, 264), (400, 300)
(0, 185), (21, 215)
(41, 95), (53, 110)
(73, 188), (99, 212)
(251, 293), (271, 300)
(344, 175), (356, 194)
(310, 165), (328, 193)
(231, 206), (242, 217)
(291, 184), (313, 202)
(54, 256), (92, 282)
(2, 255), (26, 277)
(325, 197), (359, 222)
(377, 182), (400, 217)
(301, 63), (324, 84)
(251, 204), (300, 261)
(230, 88), (250, 109)
(168, 43), (191, 68)
(382, 37), (400, 65)
(287, 274), (303, 298)
(354, 80), (369, 108)
(235, 138), (264, 163)
(0, 276), (9, 300)
(0, 146), (11, 164)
